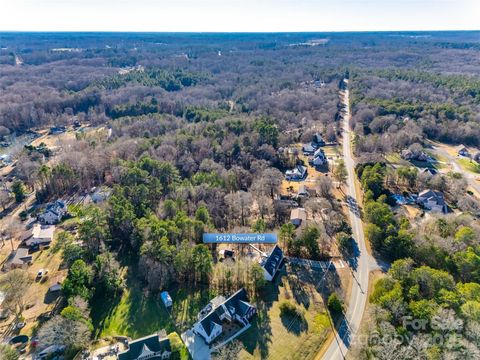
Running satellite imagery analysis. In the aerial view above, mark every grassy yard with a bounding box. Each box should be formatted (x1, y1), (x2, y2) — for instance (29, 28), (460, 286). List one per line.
(19, 232), (67, 336)
(457, 158), (480, 174)
(385, 151), (444, 170)
(238, 267), (331, 360)
(323, 144), (341, 159)
(91, 266), (212, 339)
(384, 152), (404, 165)
(90, 260), (332, 360)
(90, 267), (331, 360)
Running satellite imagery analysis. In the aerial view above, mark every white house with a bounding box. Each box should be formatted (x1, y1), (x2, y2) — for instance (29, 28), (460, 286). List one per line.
(260, 245), (284, 281)
(285, 165), (307, 181)
(118, 333), (171, 360)
(193, 288), (256, 345)
(456, 145), (470, 157)
(38, 200), (67, 225)
(290, 208), (307, 227)
(416, 189), (448, 213)
(311, 148), (327, 166)
(26, 224), (55, 248)
(194, 312), (223, 345)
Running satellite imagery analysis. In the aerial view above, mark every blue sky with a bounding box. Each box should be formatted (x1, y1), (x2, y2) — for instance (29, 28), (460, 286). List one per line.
(1, 0), (478, 32)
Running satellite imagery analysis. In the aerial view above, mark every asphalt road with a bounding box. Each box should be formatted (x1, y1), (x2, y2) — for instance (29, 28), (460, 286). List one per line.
(322, 82), (370, 360)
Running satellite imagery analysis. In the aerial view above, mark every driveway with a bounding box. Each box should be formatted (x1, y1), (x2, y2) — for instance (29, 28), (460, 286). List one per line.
(432, 143), (480, 196)
(181, 329), (211, 360)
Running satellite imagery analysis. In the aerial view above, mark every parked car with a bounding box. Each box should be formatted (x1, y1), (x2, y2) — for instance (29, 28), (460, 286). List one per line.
(36, 269), (49, 281)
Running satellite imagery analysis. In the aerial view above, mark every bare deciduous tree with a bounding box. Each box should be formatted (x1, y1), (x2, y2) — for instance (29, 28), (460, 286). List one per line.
(37, 315), (91, 351)
(212, 340), (244, 360)
(225, 191), (253, 227)
(0, 269), (32, 320)
(0, 190), (11, 211)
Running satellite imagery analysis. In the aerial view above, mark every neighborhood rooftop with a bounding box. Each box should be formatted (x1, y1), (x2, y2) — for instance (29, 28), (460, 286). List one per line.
(260, 245), (284, 281)
(416, 189), (448, 213)
(193, 288), (256, 345)
(4, 248), (32, 270)
(118, 333), (171, 360)
(32, 224), (55, 239)
(25, 224), (56, 247)
(290, 207), (307, 226)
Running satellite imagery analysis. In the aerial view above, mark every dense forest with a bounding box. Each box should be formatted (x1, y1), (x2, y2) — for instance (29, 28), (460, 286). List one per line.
(1, 31), (480, 359)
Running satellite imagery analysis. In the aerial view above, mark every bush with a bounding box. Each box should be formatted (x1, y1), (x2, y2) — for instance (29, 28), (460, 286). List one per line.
(19, 210), (28, 221)
(168, 332), (190, 360)
(279, 300), (303, 318)
(0, 344), (19, 360)
(12, 180), (26, 203)
(327, 293), (344, 315)
(337, 232), (353, 255)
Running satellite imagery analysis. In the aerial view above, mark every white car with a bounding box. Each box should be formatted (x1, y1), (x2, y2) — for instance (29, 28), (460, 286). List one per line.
(36, 269), (49, 280)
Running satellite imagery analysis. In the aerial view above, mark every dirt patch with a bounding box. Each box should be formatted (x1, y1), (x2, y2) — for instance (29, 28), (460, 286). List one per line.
(30, 130), (76, 149)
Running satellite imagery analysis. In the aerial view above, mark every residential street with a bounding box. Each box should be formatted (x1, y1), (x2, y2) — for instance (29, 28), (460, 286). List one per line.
(322, 81), (370, 360)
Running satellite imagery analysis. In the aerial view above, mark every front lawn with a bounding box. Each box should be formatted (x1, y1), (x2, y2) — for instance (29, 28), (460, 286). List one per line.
(458, 158), (480, 174)
(238, 267), (331, 360)
(91, 263), (332, 360)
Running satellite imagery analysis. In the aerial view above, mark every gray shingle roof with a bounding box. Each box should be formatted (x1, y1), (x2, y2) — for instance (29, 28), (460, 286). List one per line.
(262, 246), (284, 277)
(118, 334), (171, 360)
(199, 288), (255, 336)
(199, 309), (222, 337)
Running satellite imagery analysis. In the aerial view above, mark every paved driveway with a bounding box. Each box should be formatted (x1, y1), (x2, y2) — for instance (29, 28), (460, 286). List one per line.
(181, 329), (211, 360)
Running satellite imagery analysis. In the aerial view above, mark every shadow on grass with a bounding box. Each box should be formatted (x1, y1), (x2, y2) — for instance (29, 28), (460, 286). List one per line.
(238, 269), (283, 359)
(286, 272), (311, 310)
(91, 260), (212, 340)
(90, 287), (123, 338)
(43, 290), (61, 305)
(280, 312), (308, 335)
(316, 266), (352, 349)
(345, 194), (361, 218)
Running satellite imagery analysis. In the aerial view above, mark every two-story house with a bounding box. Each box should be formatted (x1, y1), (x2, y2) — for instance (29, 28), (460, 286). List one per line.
(193, 288), (256, 345)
